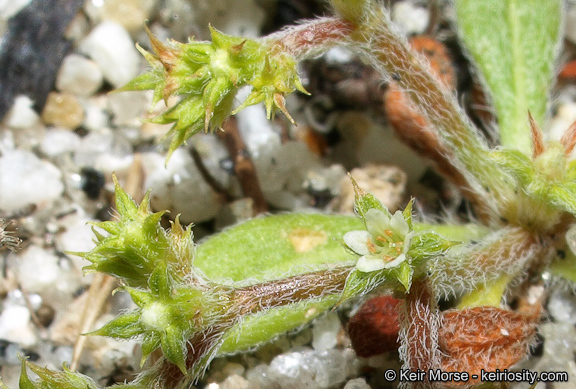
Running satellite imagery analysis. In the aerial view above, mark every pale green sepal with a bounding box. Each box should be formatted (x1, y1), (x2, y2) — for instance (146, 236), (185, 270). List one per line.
(140, 335), (161, 367)
(162, 326), (188, 374)
(394, 261), (414, 292)
(88, 312), (142, 339)
(337, 268), (395, 305)
(490, 148), (534, 185)
(349, 177), (386, 221)
(408, 232), (461, 263)
(548, 182), (576, 217)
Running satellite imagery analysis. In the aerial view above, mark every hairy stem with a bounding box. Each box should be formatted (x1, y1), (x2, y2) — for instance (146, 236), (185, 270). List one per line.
(336, 2), (515, 224)
(233, 266), (353, 315)
(398, 277), (440, 389)
(266, 18), (354, 60)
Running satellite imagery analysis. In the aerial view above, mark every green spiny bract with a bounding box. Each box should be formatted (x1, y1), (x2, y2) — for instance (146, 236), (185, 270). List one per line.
(17, 359), (99, 389)
(90, 260), (232, 374)
(74, 176), (194, 287)
(119, 26), (307, 160)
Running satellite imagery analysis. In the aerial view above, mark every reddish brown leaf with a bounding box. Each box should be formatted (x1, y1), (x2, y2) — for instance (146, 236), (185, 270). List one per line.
(439, 306), (538, 386)
(347, 295), (402, 357)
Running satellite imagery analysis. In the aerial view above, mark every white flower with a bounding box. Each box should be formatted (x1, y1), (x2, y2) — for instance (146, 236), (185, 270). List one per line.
(343, 208), (413, 273)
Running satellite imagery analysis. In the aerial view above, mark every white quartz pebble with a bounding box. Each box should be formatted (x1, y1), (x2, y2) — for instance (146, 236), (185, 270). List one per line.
(17, 246), (81, 306)
(0, 305), (37, 347)
(80, 21), (140, 88)
(0, 150), (64, 212)
(344, 378), (371, 389)
(312, 312), (342, 351)
(40, 129), (81, 157)
(56, 54), (103, 97)
(3, 95), (40, 129)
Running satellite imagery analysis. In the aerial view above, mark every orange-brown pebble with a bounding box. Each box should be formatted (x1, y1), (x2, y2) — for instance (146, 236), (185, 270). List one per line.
(41, 92), (85, 129)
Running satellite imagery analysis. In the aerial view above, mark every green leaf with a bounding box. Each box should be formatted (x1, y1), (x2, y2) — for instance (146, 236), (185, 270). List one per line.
(194, 213), (362, 352)
(456, 0), (562, 154)
(195, 214), (362, 282)
(219, 296), (339, 354)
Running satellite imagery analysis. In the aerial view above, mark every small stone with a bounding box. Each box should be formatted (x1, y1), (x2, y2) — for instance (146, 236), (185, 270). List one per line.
(3, 95), (40, 129)
(324, 47), (355, 65)
(41, 92), (85, 129)
(548, 287), (576, 325)
(83, 96), (110, 131)
(74, 128), (133, 173)
(16, 246), (80, 308)
(0, 0), (32, 20)
(254, 142), (321, 210)
(269, 350), (319, 388)
(310, 350), (348, 388)
(107, 90), (150, 127)
(0, 305), (37, 347)
(392, 1), (430, 35)
(55, 213), (97, 256)
(143, 148), (224, 224)
(192, 0), (265, 38)
(56, 54), (103, 96)
(80, 21), (140, 88)
(245, 364), (272, 388)
(343, 378), (371, 389)
(565, 7), (576, 45)
(268, 349), (348, 389)
(84, 0), (157, 32)
(334, 164), (406, 214)
(36, 303), (56, 327)
(0, 149), (64, 212)
(533, 322), (576, 389)
(40, 128), (81, 157)
(312, 312), (342, 351)
(0, 341), (23, 366)
(220, 374), (250, 389)
(221, 362), (246, 378)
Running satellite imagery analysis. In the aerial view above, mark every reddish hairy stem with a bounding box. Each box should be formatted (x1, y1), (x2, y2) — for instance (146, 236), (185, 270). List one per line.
(398, 277), (440, 389)
(266, 17), (354, 60)
(233, 266), (353, 315)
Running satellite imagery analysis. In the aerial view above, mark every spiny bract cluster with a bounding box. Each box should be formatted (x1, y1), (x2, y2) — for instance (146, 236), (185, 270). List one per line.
(120, 26), (308, 160)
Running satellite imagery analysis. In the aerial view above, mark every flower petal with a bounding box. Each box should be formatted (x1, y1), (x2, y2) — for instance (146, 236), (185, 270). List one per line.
(365, 208), (392, 237)
(390, 210), (410, 237)
(344, 230), (372, 255)
(356, 255), (386, 272)
(382, 253), (406, 269)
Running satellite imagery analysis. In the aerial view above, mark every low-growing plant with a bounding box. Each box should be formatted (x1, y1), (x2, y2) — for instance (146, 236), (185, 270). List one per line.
(2, 0), (571, 388)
